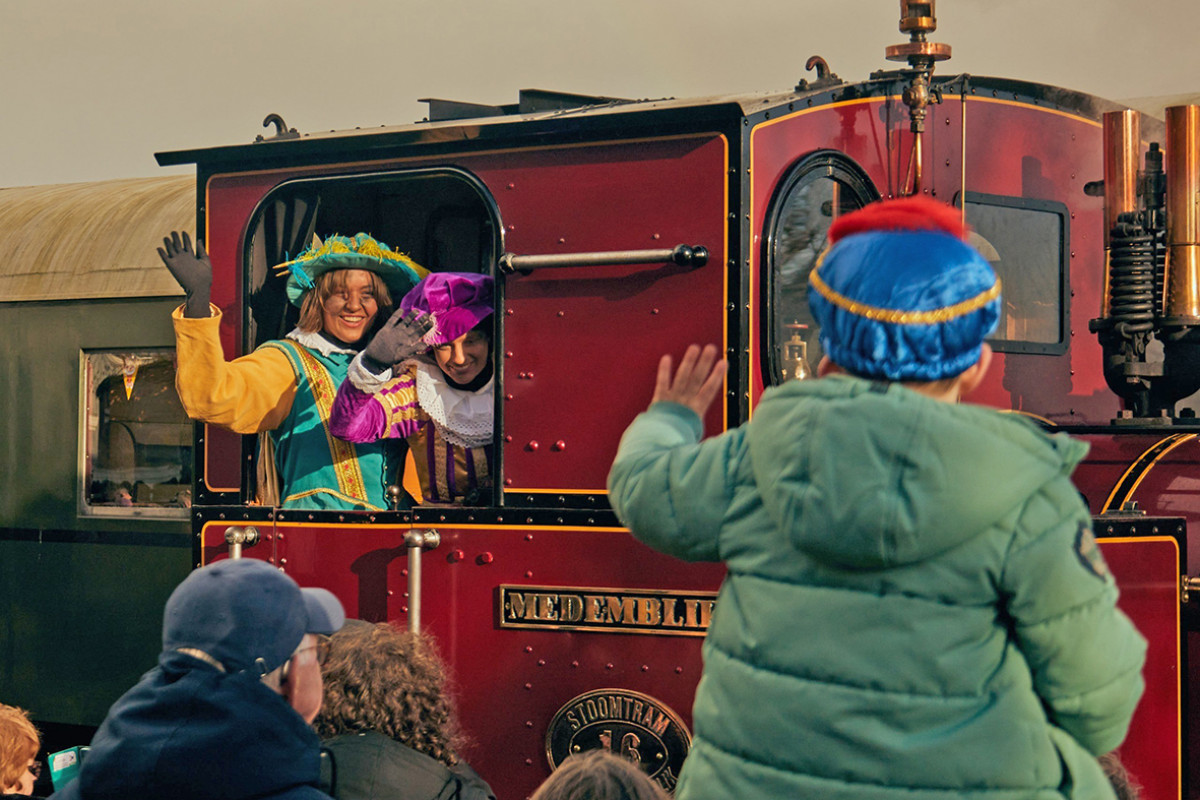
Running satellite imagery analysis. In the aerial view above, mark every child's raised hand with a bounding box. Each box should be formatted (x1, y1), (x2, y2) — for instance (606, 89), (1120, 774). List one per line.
(651, 344), (728, 419)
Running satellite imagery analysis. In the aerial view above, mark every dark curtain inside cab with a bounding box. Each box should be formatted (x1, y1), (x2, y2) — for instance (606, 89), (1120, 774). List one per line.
(246, 194), (320, 348)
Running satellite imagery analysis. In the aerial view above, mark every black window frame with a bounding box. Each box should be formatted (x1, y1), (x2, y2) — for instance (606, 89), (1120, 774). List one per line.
(237, 167), (506, 509)
(761, 150), (879, 388)
(956, 191), (1071, 357)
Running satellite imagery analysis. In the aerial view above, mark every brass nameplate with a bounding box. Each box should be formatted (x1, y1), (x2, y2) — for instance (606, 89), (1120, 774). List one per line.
(545, 688), (692, 792)
(498, 585), (717, 636)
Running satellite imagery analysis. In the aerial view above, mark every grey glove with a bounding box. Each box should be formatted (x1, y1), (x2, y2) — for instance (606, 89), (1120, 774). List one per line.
(157, 231), (212, 318)
(362, 308), (434, 373)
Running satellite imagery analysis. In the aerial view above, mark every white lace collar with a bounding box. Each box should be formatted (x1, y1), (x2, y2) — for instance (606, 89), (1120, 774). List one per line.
(412, 360), (494, 448)
(287, 328), (358, 357)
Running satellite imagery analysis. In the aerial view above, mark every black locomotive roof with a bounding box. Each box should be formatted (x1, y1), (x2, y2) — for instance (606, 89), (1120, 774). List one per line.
(155, 74), (1138, 174)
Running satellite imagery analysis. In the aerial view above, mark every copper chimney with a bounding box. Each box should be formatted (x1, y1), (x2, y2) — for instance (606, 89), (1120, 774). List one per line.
(1101, 109), (1141, 318)
(1164, 104), (1200, 319)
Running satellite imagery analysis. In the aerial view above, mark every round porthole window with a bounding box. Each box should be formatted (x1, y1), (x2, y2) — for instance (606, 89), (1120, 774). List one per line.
(764, 151), (877, 386)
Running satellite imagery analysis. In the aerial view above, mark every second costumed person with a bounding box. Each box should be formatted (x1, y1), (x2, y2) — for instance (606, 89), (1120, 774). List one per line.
(330, 272), (494, 506)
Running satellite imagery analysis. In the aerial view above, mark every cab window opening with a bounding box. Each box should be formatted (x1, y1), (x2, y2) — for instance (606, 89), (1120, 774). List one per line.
(240, 169), (503, 509)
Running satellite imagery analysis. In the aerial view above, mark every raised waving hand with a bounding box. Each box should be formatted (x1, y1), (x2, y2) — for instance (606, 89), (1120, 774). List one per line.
(157, 231), (212, 318)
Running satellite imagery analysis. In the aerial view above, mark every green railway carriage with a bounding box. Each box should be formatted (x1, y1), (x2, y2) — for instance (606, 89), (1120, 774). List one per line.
(0, 176), (195, 741)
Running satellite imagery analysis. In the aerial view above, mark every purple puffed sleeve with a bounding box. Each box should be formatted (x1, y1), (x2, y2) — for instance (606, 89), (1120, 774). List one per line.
(330, 379), (390, 443)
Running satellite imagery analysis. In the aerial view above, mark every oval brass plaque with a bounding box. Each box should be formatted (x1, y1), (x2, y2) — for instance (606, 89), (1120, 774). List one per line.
(545, 688), (692, 792)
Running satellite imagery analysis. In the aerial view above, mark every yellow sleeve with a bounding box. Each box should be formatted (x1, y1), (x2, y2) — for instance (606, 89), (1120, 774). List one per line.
(173, 305), (298, 434)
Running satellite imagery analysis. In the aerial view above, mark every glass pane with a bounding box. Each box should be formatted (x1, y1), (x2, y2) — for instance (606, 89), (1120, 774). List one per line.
(82, 350), (192, 516)
(771, 174), (867, 383)
(964, 200), (1063, 345)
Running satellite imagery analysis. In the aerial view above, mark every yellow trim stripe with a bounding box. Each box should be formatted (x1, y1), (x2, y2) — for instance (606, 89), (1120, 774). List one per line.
(282, 487), (386, 510)
(809, 260), (1001, 324)
(1101, 433), (1197, 513)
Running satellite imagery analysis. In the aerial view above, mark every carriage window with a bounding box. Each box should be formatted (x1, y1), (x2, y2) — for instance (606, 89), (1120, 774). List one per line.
(961, 193), (1069, 354)
(765, 152), (878, 385)
(80, 350), (192, 517)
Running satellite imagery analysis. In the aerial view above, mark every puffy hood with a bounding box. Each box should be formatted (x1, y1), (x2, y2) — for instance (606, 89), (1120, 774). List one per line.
(51, 652), (327, 800)
(747, 375), (1087, 569)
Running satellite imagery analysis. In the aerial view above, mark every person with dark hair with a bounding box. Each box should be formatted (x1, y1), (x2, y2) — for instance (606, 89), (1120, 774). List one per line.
(314, 621), (494, 800)
(159, 232), (426, 510)
(530, 750), (667, 800)
(329, 272), (494, 506)
(0, 704), (41, 798)
(607, 197), (1147, 799)
(49, 559), (345, 800)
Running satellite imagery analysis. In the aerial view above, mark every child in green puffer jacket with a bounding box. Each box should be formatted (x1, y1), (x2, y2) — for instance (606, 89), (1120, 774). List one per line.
(608, 197), (1146, 800)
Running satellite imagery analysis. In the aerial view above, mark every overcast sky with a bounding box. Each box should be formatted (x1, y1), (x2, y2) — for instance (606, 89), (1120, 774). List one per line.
(4, 0), (1197, 188)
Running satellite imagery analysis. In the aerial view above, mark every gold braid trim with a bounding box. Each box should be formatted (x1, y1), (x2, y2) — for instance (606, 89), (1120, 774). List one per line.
(809, 258), (1001, 325)
(287, 344), (370, 505)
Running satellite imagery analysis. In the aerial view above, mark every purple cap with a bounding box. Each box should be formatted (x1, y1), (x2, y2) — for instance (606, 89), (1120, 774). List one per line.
(399, 272), (494, 345)
(162, 559), (345, 675)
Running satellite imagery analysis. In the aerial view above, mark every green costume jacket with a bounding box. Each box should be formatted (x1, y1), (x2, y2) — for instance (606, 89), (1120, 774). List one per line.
(607, 374), (1146, 800)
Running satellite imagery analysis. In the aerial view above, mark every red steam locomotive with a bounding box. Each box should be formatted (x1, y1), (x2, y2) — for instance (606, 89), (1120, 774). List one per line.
(144, 3), (1198, 797)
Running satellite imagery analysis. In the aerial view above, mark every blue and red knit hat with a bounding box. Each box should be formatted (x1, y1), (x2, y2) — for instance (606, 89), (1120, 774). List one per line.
(807, 197), (1000, 381)
(400, 272), (494, 346)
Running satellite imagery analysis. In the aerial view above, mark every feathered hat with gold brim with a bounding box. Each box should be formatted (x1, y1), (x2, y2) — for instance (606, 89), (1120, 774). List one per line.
(807, 196), (1001, 382)
(274, 233), (429, 307)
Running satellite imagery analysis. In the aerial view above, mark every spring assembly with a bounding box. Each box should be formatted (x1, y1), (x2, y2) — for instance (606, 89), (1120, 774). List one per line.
(1108, 217), (1157, 335)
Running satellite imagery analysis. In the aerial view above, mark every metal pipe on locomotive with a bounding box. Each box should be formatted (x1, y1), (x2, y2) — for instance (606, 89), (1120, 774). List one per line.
(1090, 106), (1200, 422)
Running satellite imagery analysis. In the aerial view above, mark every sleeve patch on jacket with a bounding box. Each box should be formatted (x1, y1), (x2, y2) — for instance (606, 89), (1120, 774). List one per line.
(1074, 521), (1111, 580)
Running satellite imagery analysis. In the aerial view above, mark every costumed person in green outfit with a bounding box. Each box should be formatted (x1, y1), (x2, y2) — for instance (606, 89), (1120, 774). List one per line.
(159, 232), (425, 511)
(607, 197), (1147, 800)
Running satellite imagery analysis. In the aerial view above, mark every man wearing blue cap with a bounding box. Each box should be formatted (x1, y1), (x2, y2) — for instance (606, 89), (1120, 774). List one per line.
(608, 197), (1146, 800)
(50, 560), (345, 800)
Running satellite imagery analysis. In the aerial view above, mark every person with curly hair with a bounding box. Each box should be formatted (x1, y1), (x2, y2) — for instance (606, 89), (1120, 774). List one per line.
(314, 621), (494, 800)
(0, 704), (41, 798)
(530, 750), (667, 800)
